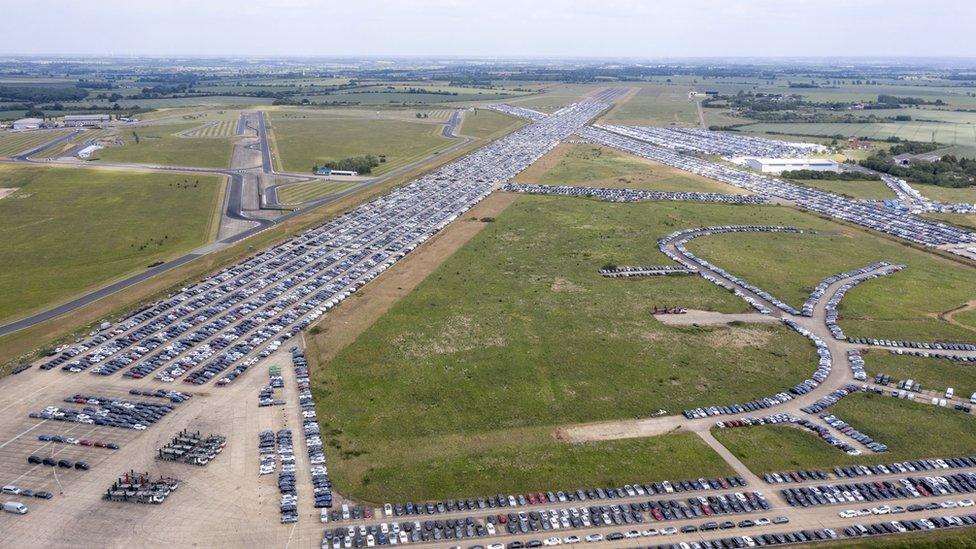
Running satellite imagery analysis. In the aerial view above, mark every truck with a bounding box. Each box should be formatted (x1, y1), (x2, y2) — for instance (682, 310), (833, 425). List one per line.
(3, 501), (28, 514)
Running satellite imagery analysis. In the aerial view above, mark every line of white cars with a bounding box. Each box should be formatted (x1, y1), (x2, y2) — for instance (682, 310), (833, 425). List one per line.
(36, 99), (612, 389)
(839, 499), (975, 518)
(577, 125), (975, 253)
(501, 183), (767, 205)
(602, 125), (827, 158)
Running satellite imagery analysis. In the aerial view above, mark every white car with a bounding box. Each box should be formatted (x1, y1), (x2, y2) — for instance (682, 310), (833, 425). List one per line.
(959, 499), (974, 507)
(839, 510), (857, 518)
(543, 537), (561, 546)
(563, 536), (580, 544)
(584, 533), (603, 543)
(488, 544), (504, 549)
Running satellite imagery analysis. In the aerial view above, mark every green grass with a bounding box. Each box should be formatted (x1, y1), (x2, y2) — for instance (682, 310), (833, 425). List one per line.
(925, 213), (976, 232)
(915, 184), (976, 204)
(604, 84), (700, 126)
(740, 121), (976, 150)
(96, 123), (233, 168)
(687, 226), (976, 342)
(505, 83), (595, 114)
(309, 197), (838, 502)
(0, 130), (71, 157)
(864, 350), (976, 399)
(338, 430), (733, 504)
(822, 527), (976, 549)
(277, 180), (356, 205)
(515, 143), (748, 194)
(458, 109), (526, 139)
(789, 178), (897, 201)
(714, 393), (976, 473)
(0, 165), (222, 323)
(268, 112), (452, 174)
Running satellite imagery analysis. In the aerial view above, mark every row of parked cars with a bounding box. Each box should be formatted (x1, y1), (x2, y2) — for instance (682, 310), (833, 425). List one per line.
(801, 384), (862, 415)
(581, 124), (975, 252)
(2, 485), (52, 500)
(323, 491), (768, 548)
(850, 337), (976, 352)
(716, 413), (862, 456)
(822, 263), (904, 339)
(501, 183), (766, 206)
(819, 413), (887, 453)
(276, 429), (297, 523)
(603, 125), (827, 159)
(843, 513), (976, 541)
(29, 394), (176, 430)
(375, 477), (748, 522)
(259, 365), (285, 407)
(886, 347), (976, 363)
(781, 471), (976, 508)
(27, 455), (89, 470)
(259, 430), (277, 476)
(37, 433), (119, 449)
(762, 470), (829, 485)
(291, 348), (333, 510)
(597, 265), (696, 278)
(836, 457), (976, 480)
(41, 99), (612, 390)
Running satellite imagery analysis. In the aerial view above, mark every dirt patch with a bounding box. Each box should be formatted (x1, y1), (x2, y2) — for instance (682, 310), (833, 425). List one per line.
(550, 277), (586, 293)
(394, 314), (506, 359)
(654, 309), (780, 327)
(305, 192), (519, 366)
(0, 188), (17, 201)
(939, 299), (976, 334)
(704, 326), (774, 349)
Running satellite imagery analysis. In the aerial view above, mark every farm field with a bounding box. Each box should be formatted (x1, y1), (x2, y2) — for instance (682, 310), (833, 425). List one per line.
(276, 180), (357, 205)
(788, 178), (896, 200)
(182, 119), (237, 138)
(0, 164), (222, 324)
(0, 129), (72, 157)
(739, 121), (976, 150)
(458, 109), (526, 139)
(603, 84), (700, 126)
(687, 224), (976, 342)
(267, 111), (453, 174)
(864, 351), (976, 399)
(713, 393), (976, 473)
(95, 123), (234, 168)
(514, 143), (749, 194)
(306, 196), (861, 503)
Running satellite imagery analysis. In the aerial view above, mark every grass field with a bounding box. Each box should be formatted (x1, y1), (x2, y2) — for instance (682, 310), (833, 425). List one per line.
(687, 225), (976, 342)
(268, 111), (453, 174)
(0, 164), (222, 324)
(714, 393), (976, 473)
(603, 85), (700, 126)
(925, 213), (976, 231)
(914, 183), (976, 204)
(863, 350), (976, 398)
(505, 83), (596, 114)
(789, 178), (897, 200)
(740, 121), (976, 150)
(95, 123), (233, 168)
(514, 143), (749, 194)
(0, 130), (72, 157)
(276, 180), (357, 205)
(458, 109), (526, 139)
(308, 196), (845, 503)
(823, 527), (976, 548)
(33, 128), (121, 159)
(182, 119), (237, 138)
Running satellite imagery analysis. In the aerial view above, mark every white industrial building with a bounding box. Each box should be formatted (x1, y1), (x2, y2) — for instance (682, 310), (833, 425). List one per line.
(742, 157), (840, 174)
(64, 114), (111, 127)
(12, 118), (43, 131)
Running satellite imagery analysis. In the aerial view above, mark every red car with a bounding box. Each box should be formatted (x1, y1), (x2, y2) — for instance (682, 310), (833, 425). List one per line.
(497, 514), (507, 524)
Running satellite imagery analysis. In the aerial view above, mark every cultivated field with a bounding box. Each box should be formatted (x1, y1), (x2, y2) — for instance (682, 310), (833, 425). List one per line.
(268, 110), (453, 174)
(515, 143), (750, 194)
(714, 394), (976, 473)
(277, 180), (357, 205)
(740, 120), (976, 149)
(687, 226), (976, 341)
(308, 196), (846, 503)
(95, 123), (234, 168)
(0, 165), (223, 324)
(0, 129), (72, 157)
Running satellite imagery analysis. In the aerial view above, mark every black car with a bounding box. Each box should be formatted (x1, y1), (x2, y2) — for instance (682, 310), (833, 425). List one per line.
(34, 491), (53, 499)
(42, 457), (57, 466)
(28, 455), (43, 464)
(75, 461), (90, 470)
(57, 459), (73, 468)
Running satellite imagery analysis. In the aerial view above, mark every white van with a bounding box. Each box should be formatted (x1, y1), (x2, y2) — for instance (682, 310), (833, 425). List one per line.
(970, 392), (976, 405)
(3, 501), (28, 514)
(945, 388), (954, 399)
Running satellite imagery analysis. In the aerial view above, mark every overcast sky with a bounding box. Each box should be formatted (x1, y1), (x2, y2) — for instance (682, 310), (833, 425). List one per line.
(3, 0), (974, 58)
